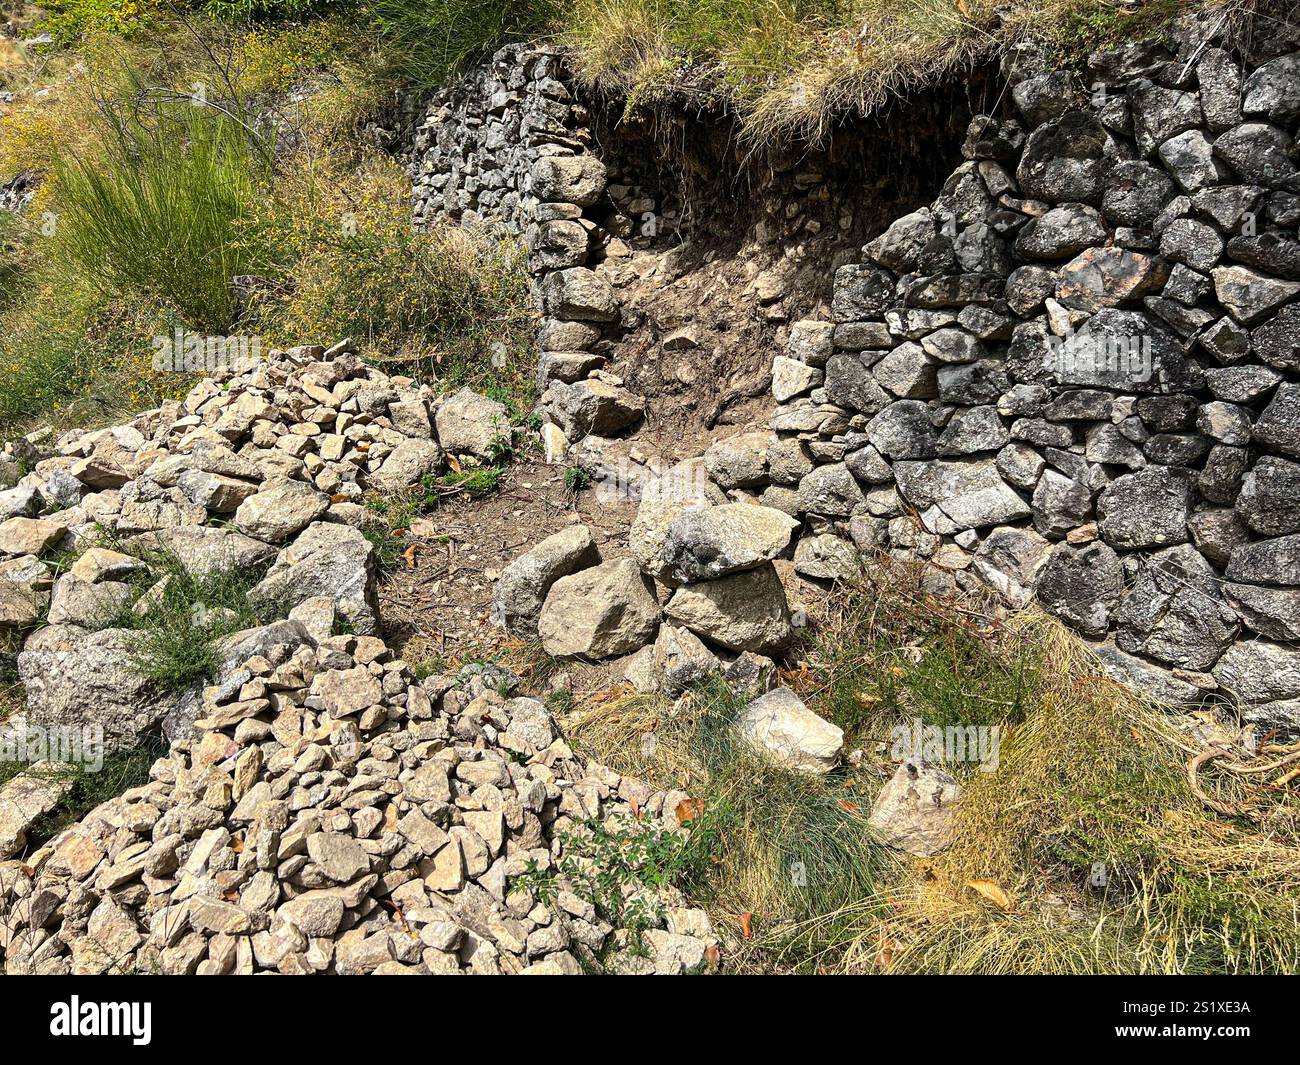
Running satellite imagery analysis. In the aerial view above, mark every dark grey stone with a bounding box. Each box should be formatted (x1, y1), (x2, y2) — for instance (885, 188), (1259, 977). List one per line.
(1254, 383), (1300, 458)
(1097, 465), (1194, 548)
(1115, 544), (1240, 670)
(1226, 533), (1300, 586)
(1213, 122), (1297, 186)
(1236, 456), (1300, 535)
(1037, 542), (1124, 637)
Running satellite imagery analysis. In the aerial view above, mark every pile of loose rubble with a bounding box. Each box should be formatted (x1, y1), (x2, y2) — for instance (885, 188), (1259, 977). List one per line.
(0, 342), (721, 974)
(0, 341), (517, 748)
(492, 460), (847, 773)
(2, 645), (718, 975)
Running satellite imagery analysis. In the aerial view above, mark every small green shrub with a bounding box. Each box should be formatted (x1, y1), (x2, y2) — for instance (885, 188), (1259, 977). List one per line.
(253, 156), (535, 399)
(104, 553), (279, 689)
(515, 813), (692, 936)
(36, 0), (172, 46)
(202, 0), (350, 22)
(0, 282), (185, 429)
(563, 465), (591, 493)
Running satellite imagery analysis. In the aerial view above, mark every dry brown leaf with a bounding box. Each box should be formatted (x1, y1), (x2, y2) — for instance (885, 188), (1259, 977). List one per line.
(967, 879), (1014, 912)
(838, 798), (861, 815)
(402, 543), (419, 569)
(675, 797), (704, 824)
(876, 931), (894, 970)
(739, 912), (754, 939)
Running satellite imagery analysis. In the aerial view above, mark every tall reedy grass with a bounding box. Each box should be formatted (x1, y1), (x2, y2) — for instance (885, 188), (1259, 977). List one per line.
(54, 94), (271, 333)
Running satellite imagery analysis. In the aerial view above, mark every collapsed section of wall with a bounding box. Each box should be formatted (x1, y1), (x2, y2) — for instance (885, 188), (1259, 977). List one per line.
(760, 15), (1300, 727)
(411, 19), (1300, 731)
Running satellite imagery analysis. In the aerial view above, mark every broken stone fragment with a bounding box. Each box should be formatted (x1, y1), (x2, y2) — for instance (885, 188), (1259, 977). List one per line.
(0, 764), (74, 858)
(493, 524), (601, 638)
(664, 563), (793, 653)
(433, 387), (510, 460)
(868, 761), (961, 856)
(734, 687), (843, 774)
(659, 503), (799, 583)
(537, 558), (660, 658)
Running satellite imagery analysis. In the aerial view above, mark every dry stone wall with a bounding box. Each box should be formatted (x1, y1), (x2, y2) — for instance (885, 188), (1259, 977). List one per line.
(759, 21), (1300, 729)
(456, 17), (1300, 736)
(409, 44), (620, 404)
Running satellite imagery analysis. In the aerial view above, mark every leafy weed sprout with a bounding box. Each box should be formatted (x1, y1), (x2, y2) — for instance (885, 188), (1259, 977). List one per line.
(99, 551), (280, 689)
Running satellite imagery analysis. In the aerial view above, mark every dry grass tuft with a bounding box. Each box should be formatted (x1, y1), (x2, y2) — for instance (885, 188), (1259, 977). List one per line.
(563, 0), (1252, 145)
(566, 555), (1300, 973)
(805, 594), (1300, 975)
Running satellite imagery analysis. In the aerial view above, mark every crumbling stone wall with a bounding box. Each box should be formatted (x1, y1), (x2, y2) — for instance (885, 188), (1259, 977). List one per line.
(759, 15), (1300, 728)
(415, 20), (1300, 730)
(408, 43), (617, 382)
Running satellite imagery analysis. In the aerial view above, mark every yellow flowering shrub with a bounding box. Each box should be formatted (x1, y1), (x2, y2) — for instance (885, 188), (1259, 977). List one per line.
(37, 0), (172, 46)
(0, 279), (193, 429)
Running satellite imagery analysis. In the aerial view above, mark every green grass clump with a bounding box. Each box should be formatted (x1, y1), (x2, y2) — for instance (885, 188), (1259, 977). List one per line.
(0, 738), (166, 849)
(367, 0), (560, 90)
(55, 93), (271, 334)
(568, 675), (894, 970)
(101, 553), (279, 689)
(800, 560), (1038, 771)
